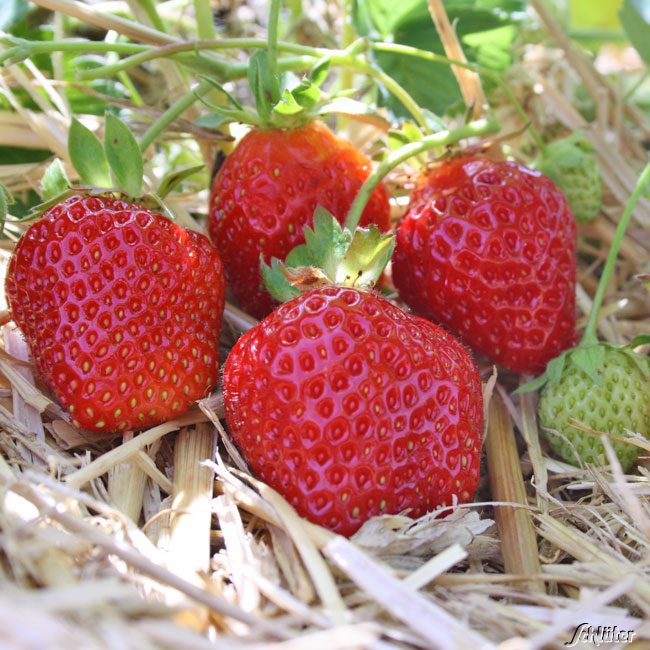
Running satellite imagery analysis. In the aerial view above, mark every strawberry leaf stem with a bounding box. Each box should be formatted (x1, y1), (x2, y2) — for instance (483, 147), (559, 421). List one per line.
(139, 78), (214, 151)
(344, 117), (501, 232)
(194, 0), (216, 40)
(267, 0), (283, 105)
(581, 162), (650, 346)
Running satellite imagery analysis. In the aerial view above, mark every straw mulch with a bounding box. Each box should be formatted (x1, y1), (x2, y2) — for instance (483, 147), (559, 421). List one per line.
(0, 3), (649, 649)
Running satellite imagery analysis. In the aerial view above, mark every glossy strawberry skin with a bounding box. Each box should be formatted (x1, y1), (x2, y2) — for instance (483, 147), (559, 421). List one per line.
(223, 286), (483, 537)
(208, 121), (391, 319)
(5, 194), (226, 433)
(393, 157), (577, 374)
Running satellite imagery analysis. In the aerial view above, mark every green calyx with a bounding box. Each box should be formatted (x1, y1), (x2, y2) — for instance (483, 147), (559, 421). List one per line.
(34, 115), (203, 221)
(198, 54), (380, 131)
(517, 340), (649, 395)
(536, 132), (602, 222)
(261, 207), (394, 302)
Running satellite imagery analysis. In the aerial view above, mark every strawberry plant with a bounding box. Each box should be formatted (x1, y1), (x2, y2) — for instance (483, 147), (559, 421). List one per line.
(520, 163), (650, 471)
(0, 0), (649, 648)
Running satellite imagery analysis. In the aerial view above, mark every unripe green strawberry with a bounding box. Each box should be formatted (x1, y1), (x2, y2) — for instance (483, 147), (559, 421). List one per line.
(538, 346), (650, 471)
(537, 133), (602, 222)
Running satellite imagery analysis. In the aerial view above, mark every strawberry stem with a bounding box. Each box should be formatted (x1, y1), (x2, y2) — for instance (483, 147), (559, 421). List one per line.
(194, 0), (216, 40)
(344, 118), (501, 232)
(372, 43), (547, 152)
(140, 78), (214, 151)
(581, 162), (650, 346)
(267, 0), (283, 104)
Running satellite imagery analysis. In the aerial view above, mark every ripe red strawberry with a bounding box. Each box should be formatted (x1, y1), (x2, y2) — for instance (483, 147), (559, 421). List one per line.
(5, 194), (226, 434)
(208, 120), (390, 319)
(393, 156), (577, 374)
(223, 285), (483, 537)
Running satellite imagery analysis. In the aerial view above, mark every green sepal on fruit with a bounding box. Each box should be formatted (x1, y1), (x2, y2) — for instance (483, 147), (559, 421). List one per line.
(536, 132), (602, 222)
(261, 206), (394, 302)
(199, 49), (384, 131)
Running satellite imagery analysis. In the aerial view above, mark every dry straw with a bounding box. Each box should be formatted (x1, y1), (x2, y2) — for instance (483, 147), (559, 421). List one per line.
(0, 1), (649, 648)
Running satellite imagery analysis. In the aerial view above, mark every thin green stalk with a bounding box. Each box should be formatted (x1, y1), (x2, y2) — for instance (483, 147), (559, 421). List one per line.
(139, 78), (214, 151)
(372, 41), (547, 150)
(194, 0), (216, 40)
(339, 0), (356, 91)
(221, 55), (323, 81)
(135, 0), (167, 32)
(267, 0), (283, 103)
(287, 0), (302, 23)
(0, 39), (147, 65)
(581, 162), (650, 345)
(118, 70), (145, 106)
(345, 118), (501, 231)
(337, 57), (431, 133)
(77, 38), (326, 81)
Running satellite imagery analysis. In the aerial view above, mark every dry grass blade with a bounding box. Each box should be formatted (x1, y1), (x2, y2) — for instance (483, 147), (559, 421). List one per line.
(166, 423), (216, 628)
(427, 0), (486, 118)
(486, 392), (543, 594)
(0, 472), (292, 639)
(108, 432), (147, 523)
(65, 408), (208, 489)
(323, 536), (494, 649)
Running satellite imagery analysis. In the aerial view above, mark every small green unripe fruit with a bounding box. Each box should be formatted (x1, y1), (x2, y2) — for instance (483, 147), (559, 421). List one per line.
(537, 133), (602, 223)
(539, 347), (650, 471)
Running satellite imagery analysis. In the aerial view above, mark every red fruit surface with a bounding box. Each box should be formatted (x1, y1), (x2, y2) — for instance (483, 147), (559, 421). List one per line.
(393, 156), (577, 374)
(208, 120), (391, 319)
(223, 286), (483, 537)
(5, 194), (226, 433)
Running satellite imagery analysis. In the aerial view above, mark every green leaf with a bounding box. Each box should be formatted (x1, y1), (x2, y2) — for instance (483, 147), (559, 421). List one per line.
(303, 207), (351, 279)
(68, 118), (111, 188)
(104, 113), (143, 198)
(628, 334), (650, 348)
(248, 50), (274, 122)
(261, 257), (301, 303)
(291, 78), (321, 110)
(619, 0), (650, 66)
(571, 344), (606, 386)
(194, 93), (260, 127)
(198, 75), (244, 110)
(309, 58), (330, 87)
(156, 163), (205, 199)
(41, 158), (70, 200)
(0, 146), (51, 164)
(273, 88), (305, 116)
(366, 0), (523, 117)
(337, 226), (395, 287)
(516, 352), (568, 394)
(285, 243), (315, 268)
